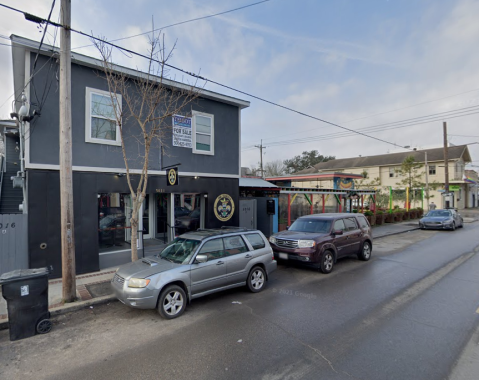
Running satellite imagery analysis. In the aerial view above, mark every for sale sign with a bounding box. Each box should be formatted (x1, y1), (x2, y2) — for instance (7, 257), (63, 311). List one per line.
(172, 115), (192, 148)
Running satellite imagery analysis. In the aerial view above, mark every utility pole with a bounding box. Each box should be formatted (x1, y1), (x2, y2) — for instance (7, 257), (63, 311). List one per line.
(255, 139), (265, 178)
(443, 121), (450, 208)
(424, 151), (429, 202)
(59, 0), (76, 302)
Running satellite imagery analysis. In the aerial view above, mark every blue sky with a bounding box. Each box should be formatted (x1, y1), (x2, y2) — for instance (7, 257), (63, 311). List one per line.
(1, 0), (478, 170)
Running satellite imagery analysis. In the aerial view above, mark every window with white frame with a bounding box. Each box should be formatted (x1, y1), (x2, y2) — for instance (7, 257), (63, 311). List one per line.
(85, 87), (121, 146)
(389, 167), (395, 178)
(192, 111), (214, 155)
(429, 165), (436, 175)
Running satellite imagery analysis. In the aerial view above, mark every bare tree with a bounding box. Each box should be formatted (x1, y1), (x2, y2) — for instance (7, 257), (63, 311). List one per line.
(264, 159), (285, 177)
(94, 35), (200, 261)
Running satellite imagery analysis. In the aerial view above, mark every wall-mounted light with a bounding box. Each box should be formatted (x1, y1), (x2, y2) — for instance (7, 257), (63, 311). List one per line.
(116, 173), (126, 177)
(203, 194), (208, 198)
(194, 176), (199, 179)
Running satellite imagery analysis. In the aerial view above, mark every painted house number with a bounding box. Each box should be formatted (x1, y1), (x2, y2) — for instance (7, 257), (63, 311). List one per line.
(0, 222), (15, 234)
(243, 207), (251, 212)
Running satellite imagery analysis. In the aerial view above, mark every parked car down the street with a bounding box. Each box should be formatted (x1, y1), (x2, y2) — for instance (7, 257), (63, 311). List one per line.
(419, 209), (464, 230)
(269, 213), (373, 274)
(111, 228), (277, 319)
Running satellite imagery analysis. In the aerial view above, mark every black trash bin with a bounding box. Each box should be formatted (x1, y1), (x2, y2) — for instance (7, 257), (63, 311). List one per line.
(0, 267), (53, 341)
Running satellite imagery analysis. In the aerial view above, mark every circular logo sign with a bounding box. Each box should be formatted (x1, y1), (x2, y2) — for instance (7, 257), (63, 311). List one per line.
(214, 194), (235, 222)
(168, 168), (177, 186)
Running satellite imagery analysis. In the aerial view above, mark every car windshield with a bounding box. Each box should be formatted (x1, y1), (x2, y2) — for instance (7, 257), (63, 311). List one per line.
(158, 238), (201, 264)
(289, 219), (332, 233)
(427, 210), (451, 217)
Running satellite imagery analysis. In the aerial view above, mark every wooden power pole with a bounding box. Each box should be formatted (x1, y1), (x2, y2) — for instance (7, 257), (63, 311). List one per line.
(59, 0), (76, 302)
(443, 121), (451, 209)
(255, 139), (265, 178)
(443, 121), (449, 193)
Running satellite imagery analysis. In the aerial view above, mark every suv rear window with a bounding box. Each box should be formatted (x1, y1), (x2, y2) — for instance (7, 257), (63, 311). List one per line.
(244, 233), (266, 250)
(357, 215), (369, 229)
(344, 218), (358, 231)
(223, 236), (248, 256)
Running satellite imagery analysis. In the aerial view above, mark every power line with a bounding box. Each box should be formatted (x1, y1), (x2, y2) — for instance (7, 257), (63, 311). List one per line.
(73, 0), (272, 50)
(262, 104), (479, 147)
(263, 87), (479, 142)
(0, 3), (448, 153)
(265, 110), (479, 148)
(31, 0), (56, 107)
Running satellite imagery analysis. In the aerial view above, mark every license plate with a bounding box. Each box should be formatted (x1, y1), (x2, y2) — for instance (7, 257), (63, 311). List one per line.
(279, 253), (288, 260)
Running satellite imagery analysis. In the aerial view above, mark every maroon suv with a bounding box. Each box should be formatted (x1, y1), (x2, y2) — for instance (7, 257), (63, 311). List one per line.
(269, 213), (373, 274)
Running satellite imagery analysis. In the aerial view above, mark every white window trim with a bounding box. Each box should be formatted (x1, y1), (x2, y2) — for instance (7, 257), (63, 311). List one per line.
(192, 110), (214, 155)
(85, 87), (122, 146)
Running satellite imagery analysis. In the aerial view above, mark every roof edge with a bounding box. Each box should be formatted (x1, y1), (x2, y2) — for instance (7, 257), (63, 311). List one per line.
(10, 35), (250, 110)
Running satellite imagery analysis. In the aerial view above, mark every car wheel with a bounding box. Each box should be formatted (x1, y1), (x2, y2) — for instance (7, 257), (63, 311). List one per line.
(158, 285), (186, 319)
(458, 220), (464, 228)
(320, 250), (334, 274)
(247, 267), (266, 293)
(358, 241), (372, 261)
(451, 222), (456, 231)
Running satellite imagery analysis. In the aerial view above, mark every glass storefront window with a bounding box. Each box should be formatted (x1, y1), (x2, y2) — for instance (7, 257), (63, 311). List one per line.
(174, 193), (202, 236)
(98, 193), (130, 253)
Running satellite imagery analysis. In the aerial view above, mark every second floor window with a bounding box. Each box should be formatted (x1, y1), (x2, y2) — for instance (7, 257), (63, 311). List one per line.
(429, 165), (436, 175)
(192, 111), (214, 155)
(85, 87), (121, 146)
(389, 167), (395, 178)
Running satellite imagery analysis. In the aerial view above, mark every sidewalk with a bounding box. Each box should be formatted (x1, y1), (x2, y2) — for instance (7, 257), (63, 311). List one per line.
(1, 212), (478, 329)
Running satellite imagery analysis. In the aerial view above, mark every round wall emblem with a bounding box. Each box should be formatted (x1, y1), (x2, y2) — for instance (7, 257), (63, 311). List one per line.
(214, 194), (235, 222)
(168, 168), (177, 186)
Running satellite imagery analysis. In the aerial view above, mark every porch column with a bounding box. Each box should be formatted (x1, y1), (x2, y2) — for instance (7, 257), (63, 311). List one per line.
(322, 194), (325, 213)
(339, 195), (342, 213)
(361, 195), (364, 213)
(310, 194), (314, 215)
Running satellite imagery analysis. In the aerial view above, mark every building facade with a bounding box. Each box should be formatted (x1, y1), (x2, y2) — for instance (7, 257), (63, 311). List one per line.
(4, 35), (249, 277)
(294, 146), (476, 210)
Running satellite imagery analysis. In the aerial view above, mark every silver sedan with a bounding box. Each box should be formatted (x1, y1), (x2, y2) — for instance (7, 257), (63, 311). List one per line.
(419, 209), (464, 231)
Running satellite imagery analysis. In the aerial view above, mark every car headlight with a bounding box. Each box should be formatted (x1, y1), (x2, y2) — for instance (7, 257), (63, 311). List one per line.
(442, 219), (453, 224)
(128, 278), (151, 288)
(269, 236), (277, 244)
(298, 240), (315, 248)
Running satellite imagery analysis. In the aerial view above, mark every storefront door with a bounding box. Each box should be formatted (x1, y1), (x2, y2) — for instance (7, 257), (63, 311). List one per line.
(156, 193), (169, 243)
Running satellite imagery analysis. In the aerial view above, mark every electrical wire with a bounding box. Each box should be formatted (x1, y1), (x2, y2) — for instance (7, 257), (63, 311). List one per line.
(1, 3), (475, 153)
(30, 0), (56, 107)
(265, 109), (479, 148)
(73, 0), (272, 50)
(242, 106), (479, 150)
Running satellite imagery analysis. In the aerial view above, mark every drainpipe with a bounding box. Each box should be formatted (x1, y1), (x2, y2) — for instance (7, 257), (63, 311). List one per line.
(17, 93), (28, 213)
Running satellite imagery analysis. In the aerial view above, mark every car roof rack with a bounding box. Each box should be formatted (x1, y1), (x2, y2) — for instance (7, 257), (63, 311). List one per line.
(193, 227), (252, 236)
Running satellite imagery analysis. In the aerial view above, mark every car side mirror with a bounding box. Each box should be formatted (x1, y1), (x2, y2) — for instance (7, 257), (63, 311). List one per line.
(286, 226), (290, 230)
(332, 230), (343, 236)
(195, 254), (208, 264)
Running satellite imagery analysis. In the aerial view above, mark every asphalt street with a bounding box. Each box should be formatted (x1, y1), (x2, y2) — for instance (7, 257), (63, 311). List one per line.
(1, 223), (479, 380)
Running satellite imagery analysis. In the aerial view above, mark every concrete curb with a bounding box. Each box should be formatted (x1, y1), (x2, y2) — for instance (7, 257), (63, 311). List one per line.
(0, 294), (117, 331)
(375, 227), (420, 239)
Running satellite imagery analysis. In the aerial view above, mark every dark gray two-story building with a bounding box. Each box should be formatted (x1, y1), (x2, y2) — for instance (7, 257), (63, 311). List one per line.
(3, 35), (249, 278)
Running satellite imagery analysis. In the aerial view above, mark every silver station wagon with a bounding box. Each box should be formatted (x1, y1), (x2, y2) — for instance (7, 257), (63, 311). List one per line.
(111, 228), (277, 319)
